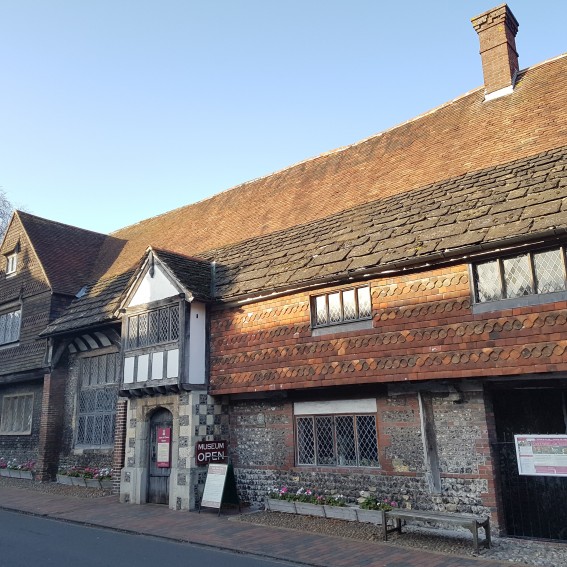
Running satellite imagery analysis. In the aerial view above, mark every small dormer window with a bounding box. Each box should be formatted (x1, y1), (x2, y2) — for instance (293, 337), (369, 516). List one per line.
(6, 252), (17, 275)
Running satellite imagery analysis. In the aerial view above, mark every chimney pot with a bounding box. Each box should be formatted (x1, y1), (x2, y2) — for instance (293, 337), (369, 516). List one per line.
(471, 4), (519, 99)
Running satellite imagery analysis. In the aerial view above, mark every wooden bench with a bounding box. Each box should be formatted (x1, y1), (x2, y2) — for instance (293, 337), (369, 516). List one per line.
(383, 509), (491, 554)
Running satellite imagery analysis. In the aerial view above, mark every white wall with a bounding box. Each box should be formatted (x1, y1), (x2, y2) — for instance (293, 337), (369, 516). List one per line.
(129, 263), (179, 307)
(188, 302), (206, 384)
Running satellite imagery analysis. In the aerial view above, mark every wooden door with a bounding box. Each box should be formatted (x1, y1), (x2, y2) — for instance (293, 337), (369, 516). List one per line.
(148, 408), (172, 505)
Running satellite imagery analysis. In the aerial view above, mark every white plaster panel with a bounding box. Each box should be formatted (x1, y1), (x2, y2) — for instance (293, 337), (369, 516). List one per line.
(188, 302), (206, 384)
(137, 354), (149, 381)
(294, 399), (377, 415)
(151, 351), (164, 380)
(128, 263), (180, 307)
(124, 357), (135, 383)
(167, 349), (179, 378)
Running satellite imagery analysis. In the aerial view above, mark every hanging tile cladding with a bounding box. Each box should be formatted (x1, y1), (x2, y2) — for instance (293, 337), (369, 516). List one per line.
(0, 214), (52, 376)
(209, 265), (567, 395)
(206, 145), (567, 301)
(99, 54), (567, 279)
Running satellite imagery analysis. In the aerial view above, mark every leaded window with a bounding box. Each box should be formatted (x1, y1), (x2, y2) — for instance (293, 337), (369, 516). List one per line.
(126, 304), (180, 350)
(76, 353), (118, 447)
(473, 246), (567, 303)
(312, 286), (372, 328)
(0, 307), (21, 345)
(296, 413), (379, 467)
(0, 394), (33, 435)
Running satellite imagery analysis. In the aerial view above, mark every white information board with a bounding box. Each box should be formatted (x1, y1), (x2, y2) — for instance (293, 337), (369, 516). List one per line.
(200, 463), (228, 508)
(515, 434), (567, 477)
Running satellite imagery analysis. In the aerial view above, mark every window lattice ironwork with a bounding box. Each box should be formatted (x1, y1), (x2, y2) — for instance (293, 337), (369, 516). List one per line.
(0, 308), (21, 345)
(126, 304), (180, 351)
(503, 255), (532, 298)
(0, 394), (33, 434)
(474, 246), (567, 303)
(76, 353), (118, 447)
(534, 249), (565, 294)
(296, 413), (379, 467)
(312, 285), (372, 328)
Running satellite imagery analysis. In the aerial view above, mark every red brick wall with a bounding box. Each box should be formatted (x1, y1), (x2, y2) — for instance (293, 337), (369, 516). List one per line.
(210, 264), (567, 395)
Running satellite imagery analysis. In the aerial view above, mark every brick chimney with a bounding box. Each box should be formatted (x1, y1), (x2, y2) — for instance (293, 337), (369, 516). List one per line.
(471, 4), (519, 100)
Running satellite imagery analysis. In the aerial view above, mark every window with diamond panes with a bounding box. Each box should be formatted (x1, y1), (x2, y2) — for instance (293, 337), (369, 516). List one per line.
(312, 285), (372, 328)
(473, 246), (567, 304)
(296, 414), (379, 467)
(76, 353), (119, 447)
(126, 304), (180, 351)
(0, 394), (33, 435)
(0, 307), (21, 345)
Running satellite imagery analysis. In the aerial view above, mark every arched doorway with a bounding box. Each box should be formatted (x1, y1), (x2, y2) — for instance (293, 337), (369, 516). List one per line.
(147, 408), (173, 505)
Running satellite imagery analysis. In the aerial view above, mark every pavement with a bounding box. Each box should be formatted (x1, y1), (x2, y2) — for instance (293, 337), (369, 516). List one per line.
(0, 484), (517, 567)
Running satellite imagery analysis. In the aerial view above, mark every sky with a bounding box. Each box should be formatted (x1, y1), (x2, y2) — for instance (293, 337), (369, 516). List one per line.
(1, 1), (566, 235)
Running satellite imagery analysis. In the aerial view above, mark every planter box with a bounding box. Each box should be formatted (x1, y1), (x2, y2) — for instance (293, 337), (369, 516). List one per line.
(294, 502), (326, 517)
(356, 508), (385, 525)
(265, 498), (297, 513)
(8, 469), (21, 478)
(0, 468), (10, 477)
(100, 479), (113, 490)
(85, 478), (101, 488)
(71, 476), (86, 486)
(57, 474), (73, 485)
(324, 505), (359, 521)
(19, 470), (33, 480)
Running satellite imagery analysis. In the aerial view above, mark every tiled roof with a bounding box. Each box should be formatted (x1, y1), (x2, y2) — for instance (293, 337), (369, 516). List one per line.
(41, 270), (134, 336)
(42, 54), (567, 335)
(18, 211), (111, 296)
(43, 248), (213, 336)
(208, 146), (567, 300)
(152, 248), (213, 302)
(44, 144), (567, 337)
(94, 54), (567, 279)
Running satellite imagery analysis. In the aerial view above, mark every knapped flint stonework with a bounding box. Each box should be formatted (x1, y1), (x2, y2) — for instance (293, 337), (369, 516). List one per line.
(228, 392), (494, 520)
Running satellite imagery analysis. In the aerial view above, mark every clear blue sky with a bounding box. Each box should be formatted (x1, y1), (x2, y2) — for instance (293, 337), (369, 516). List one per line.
(1, 1), (566, 235)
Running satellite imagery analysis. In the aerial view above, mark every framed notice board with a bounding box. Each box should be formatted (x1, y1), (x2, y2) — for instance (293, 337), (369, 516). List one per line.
(199, 463), (240, 515)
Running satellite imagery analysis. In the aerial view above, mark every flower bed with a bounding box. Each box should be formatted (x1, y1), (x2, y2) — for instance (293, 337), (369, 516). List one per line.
(265, 487), (399, 526)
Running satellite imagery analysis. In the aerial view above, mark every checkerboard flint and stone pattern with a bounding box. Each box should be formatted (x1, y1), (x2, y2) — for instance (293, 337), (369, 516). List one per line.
(194, 393), (229, 439)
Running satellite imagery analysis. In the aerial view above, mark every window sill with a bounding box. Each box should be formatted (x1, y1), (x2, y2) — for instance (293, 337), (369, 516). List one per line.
(311, 319), (373, 337)
(472, 289), (567, 314)
(0, 431), (32, 436)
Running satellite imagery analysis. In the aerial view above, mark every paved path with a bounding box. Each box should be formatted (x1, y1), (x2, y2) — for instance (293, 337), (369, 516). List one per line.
(0, 486), (512, 567)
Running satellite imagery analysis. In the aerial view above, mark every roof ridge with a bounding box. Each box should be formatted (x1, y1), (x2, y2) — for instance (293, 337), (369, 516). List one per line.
(111, 53), (567, 239)
(17, 209), (108, 237)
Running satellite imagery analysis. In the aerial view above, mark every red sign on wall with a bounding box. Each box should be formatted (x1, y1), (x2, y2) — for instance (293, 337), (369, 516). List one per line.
(157, 427), (171, 468)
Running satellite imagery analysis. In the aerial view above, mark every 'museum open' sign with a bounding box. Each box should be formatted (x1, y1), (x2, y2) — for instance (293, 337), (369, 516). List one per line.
(195, 440), (228, 466)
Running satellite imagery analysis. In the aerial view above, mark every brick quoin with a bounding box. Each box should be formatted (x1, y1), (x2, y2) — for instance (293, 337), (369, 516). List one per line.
(111, 399), (128, 493)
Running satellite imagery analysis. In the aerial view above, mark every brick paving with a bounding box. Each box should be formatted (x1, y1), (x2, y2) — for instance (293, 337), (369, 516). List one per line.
(0, 485), (514, 567)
